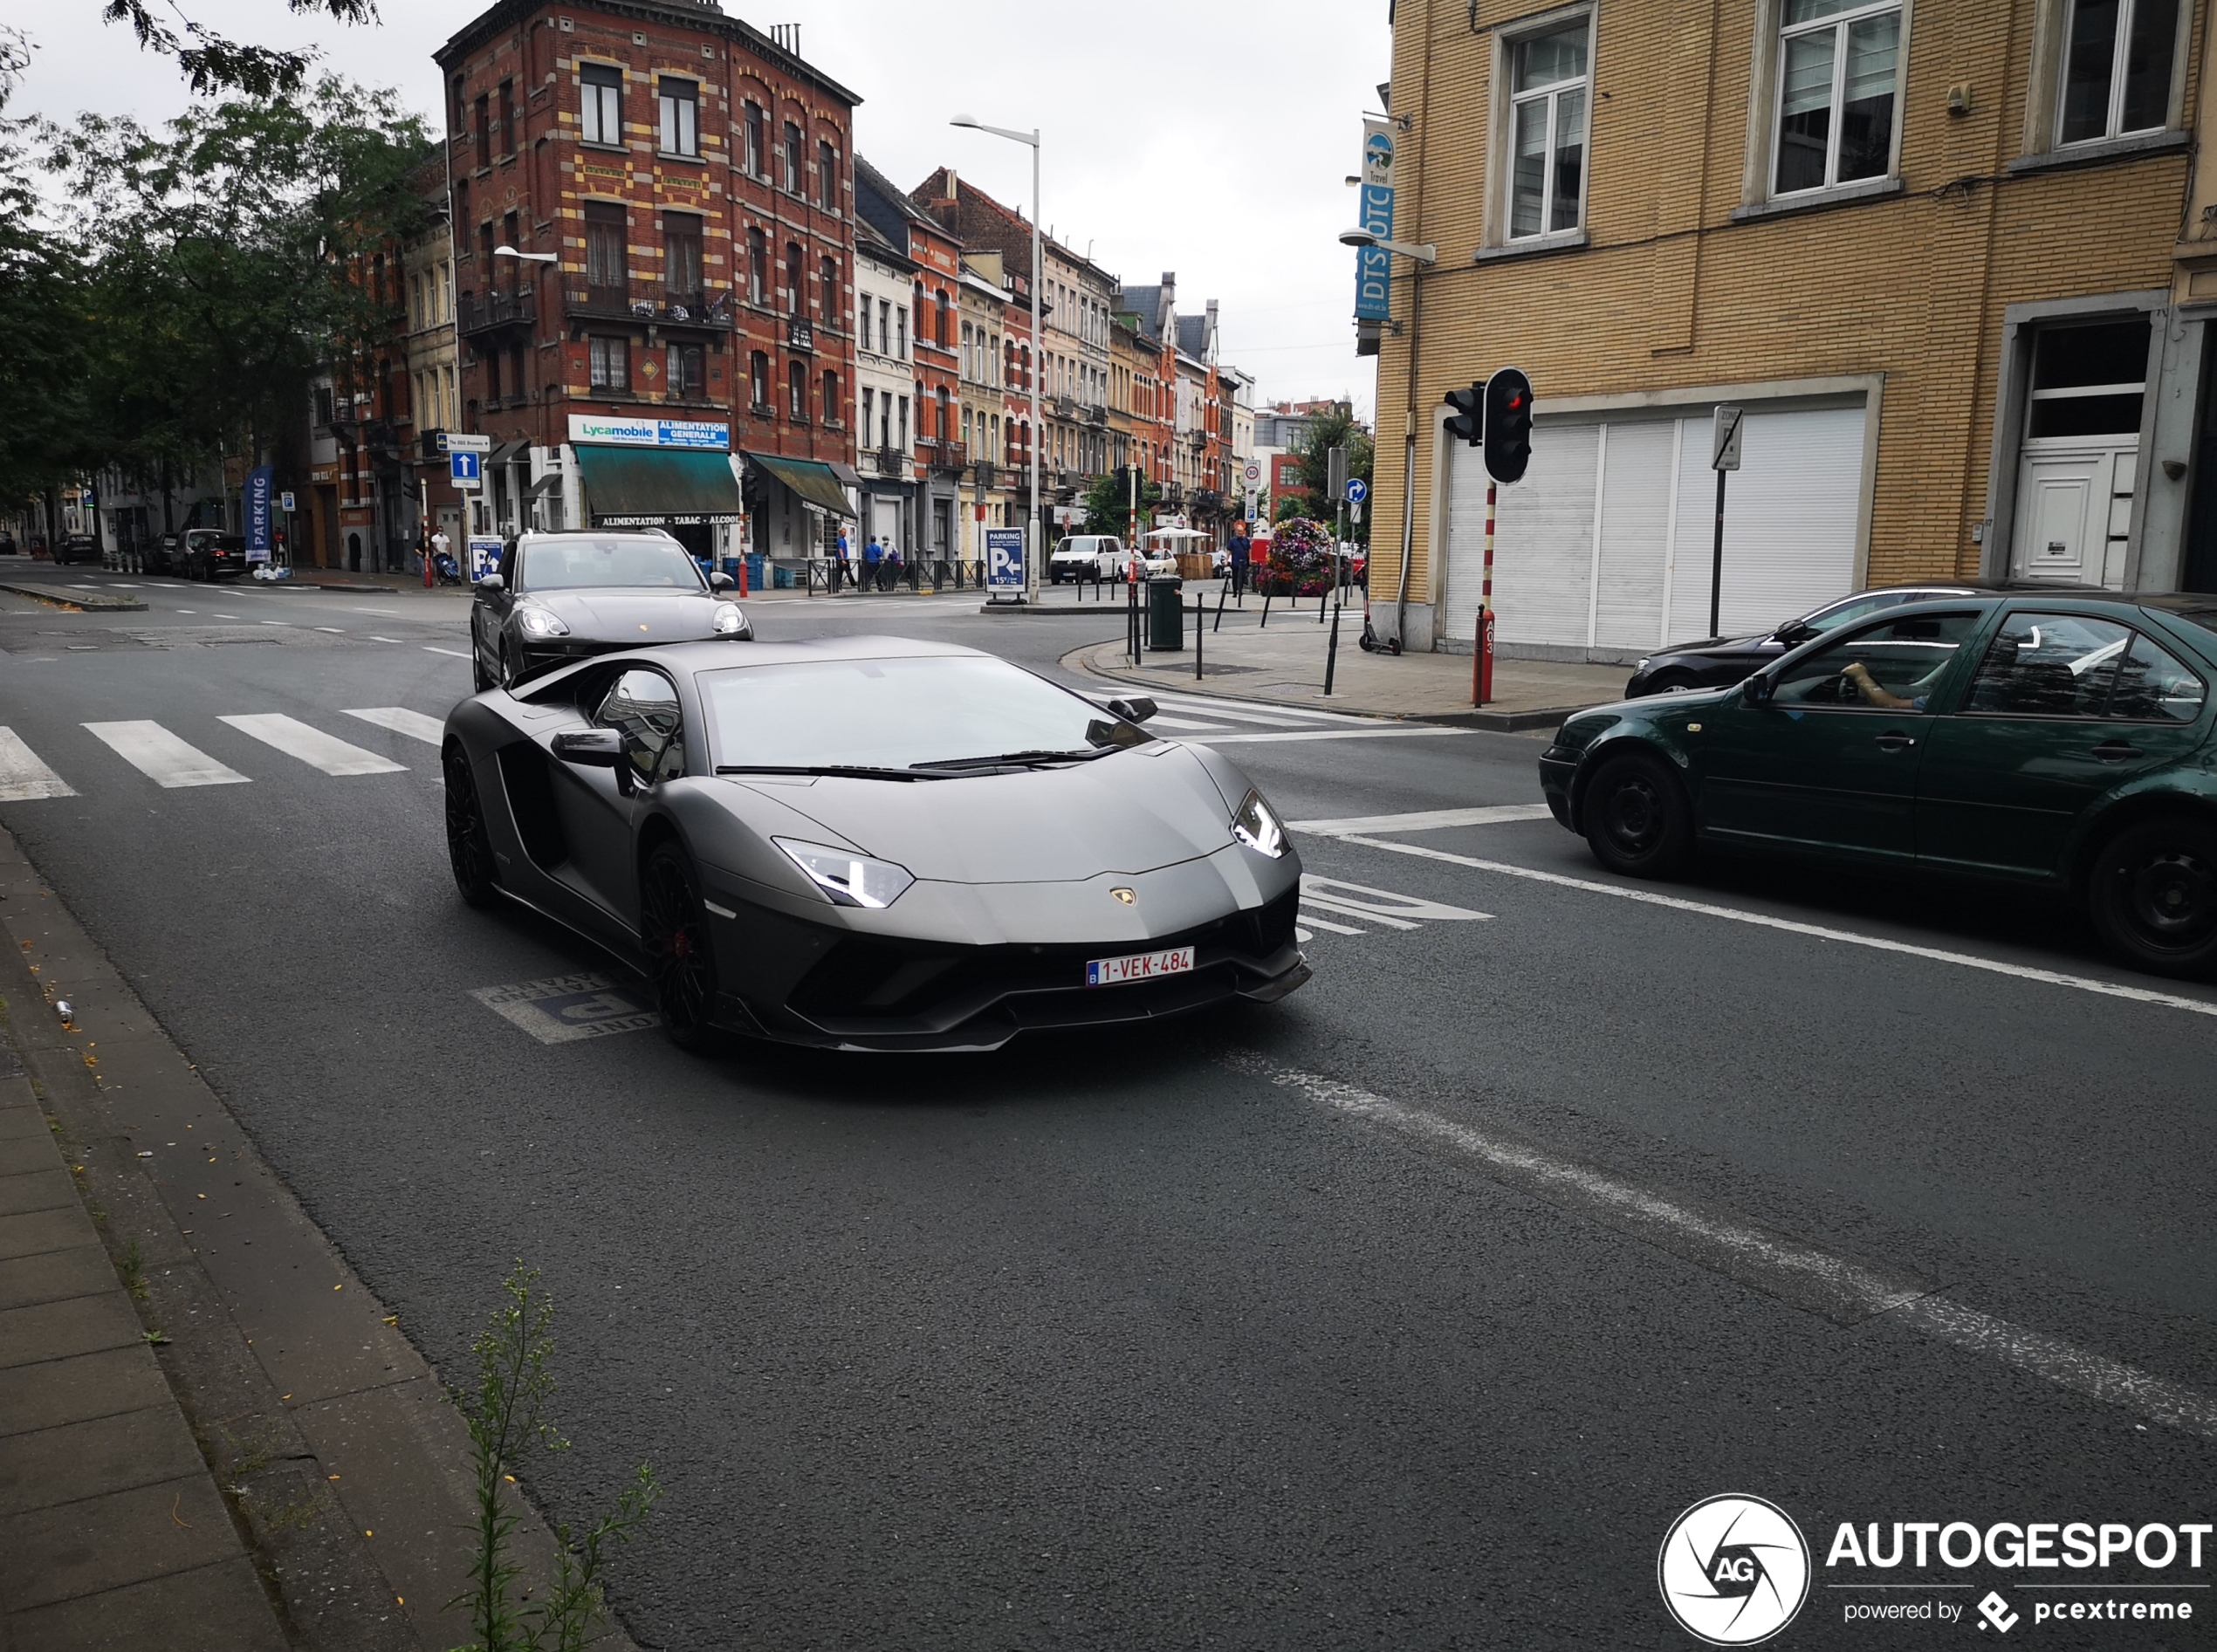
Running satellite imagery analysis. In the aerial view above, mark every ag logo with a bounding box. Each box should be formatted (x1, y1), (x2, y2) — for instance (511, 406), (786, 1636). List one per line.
(1658, 1494), (1809, 1645)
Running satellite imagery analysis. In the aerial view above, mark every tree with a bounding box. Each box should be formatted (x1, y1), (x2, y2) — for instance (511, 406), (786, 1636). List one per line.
(1083, 466), (1161, 539)
(1290, 404), (1374, 545)
(95, 0), (380, 98)
(38, 79), (432, 490)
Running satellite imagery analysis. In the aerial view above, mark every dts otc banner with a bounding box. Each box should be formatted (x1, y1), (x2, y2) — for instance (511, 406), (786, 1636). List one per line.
(1354, 120), (1397, 321)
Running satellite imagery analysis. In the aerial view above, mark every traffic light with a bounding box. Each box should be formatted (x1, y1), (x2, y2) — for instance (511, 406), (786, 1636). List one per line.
(1484, 367), (1534, 485)
(1443, 382), (1484, 447)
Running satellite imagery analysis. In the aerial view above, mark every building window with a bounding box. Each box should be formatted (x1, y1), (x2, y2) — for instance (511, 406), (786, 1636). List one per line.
(588, 336), (628, 391)
(897, 394), (908, 448)
(580, 65), (621, 147)
(788, 358), (806, 420)
(1774, 0), (1901, 195)
(2026, 318), (2149, 437)
(750, 350), (770, 409)
(861, 387), (874, 444)
(584, 202), (625, 296)
(314, 385), (335, 427)
(818, 138), (838, 208)
(744, 100), (765, 175)
(747, 229), (767, 305)
(896, 305), (908, 358)
(2058, 0), (2179, 144)
(658, 78), (698, 156)
(821, 368), (840, 424)
(877, 298), (890, 355)
(499, 211), (519, 284)
(780, 120), (801, 192)
(820, 255), (838, 324)
(667, 343), (704, 397)
(936, 386), (951, 442)
(937, 290), (952, 348)
(473, 93), (490, 160)
(664, 213), (702, 305)
(785, 242), (803, 313)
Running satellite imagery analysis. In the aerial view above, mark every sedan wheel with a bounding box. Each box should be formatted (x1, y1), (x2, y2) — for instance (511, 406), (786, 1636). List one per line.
(1582, 751), (1694, 879)
(442, 742), (499, 908)
(2088, 816), (2217, 977)
(641, 842), (721, 1052)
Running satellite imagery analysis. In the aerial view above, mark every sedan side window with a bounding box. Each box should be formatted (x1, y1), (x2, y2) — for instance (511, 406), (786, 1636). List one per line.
(2108, 632), (2207, 723)
(596, 668), (683, 784)
(1771, 613), (1980, 710)
(1961, 613), (2131, 718)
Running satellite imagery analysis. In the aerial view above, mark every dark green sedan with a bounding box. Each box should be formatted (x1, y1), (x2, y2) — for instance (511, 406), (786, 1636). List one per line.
(1538, 593), (2217, 977)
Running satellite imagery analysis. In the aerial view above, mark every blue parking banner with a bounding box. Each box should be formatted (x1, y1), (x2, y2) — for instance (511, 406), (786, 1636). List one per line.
(450, 451), (482, 485)
(244, 465), (274, 563)
(985, 527), (1026, 593)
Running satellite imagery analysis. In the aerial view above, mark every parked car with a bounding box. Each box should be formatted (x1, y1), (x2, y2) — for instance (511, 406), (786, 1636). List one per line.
(1622, 586), (1987, 697)
(441, 636), (1308, 1050)
(1541, 593), (2217, 976)
(470, 529), (749, 691)
(180, 531), (248, 580)
(0, 531), (17, 555)
(1048, 535), (1126, 583)
(51, 533), (101, 566)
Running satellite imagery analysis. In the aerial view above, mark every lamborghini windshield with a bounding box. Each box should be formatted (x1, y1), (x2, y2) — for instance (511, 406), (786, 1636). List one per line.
(519, 537), (706, 591)
(699, 655), (1149, 772)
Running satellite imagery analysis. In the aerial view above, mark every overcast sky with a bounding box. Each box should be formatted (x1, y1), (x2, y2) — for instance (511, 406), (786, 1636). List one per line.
(15, 0), (1385, 422)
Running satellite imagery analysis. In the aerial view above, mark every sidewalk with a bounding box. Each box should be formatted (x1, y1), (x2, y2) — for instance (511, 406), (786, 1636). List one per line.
(1066, 600), (1630, 730)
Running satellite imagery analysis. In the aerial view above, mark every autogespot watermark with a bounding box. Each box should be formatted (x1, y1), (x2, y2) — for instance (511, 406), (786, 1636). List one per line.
(1662, 1502), (2212, 1641)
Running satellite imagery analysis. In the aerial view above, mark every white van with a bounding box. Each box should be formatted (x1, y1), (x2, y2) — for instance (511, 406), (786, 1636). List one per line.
(1047, 535), (1124, 582)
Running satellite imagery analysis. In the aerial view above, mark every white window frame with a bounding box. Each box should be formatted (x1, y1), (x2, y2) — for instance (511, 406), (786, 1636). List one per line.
(1482, 3), (1595, 251)
(2051, 0), (2189, 147)
(656, 78), (698, 157)
(1503, 12), (1593, 243)
(1740, 0), (1912, 209)
(1768, 0), (1906, 198)
(579, 63), (622, 148)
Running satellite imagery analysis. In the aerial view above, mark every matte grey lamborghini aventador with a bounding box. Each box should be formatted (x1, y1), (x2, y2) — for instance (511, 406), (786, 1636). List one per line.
(441, 636), (1310, 1052)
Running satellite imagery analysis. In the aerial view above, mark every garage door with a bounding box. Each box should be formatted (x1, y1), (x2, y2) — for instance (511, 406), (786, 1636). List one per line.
(1442, 401), (1867, 655)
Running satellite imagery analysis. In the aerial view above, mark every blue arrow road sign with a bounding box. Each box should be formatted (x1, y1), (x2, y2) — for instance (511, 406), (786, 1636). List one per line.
(1345, 477), (1369, 505)
(450, 451), (482, 484)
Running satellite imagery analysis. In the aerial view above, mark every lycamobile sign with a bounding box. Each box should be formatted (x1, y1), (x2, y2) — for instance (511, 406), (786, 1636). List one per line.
(566, 415), (729, 451)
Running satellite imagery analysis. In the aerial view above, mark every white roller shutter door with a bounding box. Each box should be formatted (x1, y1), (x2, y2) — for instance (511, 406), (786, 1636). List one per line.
(1593, 420), (1677, 651)
(1443, 422), (1600, 649)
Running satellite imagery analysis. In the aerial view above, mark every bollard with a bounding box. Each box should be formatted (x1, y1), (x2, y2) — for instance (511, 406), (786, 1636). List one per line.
(1195, 593), (1205, 681)
(1213, 578), (1228, 634)
(1325, 588), (1343, 696)
(1260, 579), (1273, 630)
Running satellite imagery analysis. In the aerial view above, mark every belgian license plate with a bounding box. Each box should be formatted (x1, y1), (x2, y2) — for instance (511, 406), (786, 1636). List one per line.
(1085, 945), (1196, 987)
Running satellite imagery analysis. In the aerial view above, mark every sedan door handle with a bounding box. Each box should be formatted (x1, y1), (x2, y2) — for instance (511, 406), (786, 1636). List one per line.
(1874, 731), (1918, 751)
(2090, 741), (2139, 763)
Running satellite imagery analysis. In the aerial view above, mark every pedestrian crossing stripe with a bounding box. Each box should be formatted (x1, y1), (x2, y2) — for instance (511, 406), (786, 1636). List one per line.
(0, 710), (445, 798)
(1294, 874), (1492, 945)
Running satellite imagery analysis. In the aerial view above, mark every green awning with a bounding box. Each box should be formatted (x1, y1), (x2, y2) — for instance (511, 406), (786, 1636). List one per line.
(573, 445), (743, 525)
(745, 451), (857, 518)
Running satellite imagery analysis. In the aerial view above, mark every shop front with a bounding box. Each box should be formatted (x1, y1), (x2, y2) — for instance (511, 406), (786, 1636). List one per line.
(742, 451), (859, 572)
(567, 415), (745, 567)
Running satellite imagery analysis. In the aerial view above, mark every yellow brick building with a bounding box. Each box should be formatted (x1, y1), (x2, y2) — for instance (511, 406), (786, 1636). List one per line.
(1370, 0), (2217, 659)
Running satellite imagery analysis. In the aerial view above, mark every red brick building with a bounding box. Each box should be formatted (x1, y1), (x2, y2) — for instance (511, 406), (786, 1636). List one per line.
(435, 0), (861, 565)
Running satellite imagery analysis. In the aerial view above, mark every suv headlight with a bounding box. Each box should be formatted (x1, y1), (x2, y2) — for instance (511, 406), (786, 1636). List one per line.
(1231, 789), (1287, 859)
(774, 839), (915, 908)
(516, 605), (570, 638)
(711, 601), (749, 636)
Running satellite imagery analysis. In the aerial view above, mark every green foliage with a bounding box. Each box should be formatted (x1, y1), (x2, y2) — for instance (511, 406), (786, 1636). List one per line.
(1290, 405), (1374, 545)
(450, 1263), (660, 1652)
(98, 0), (381, 99)
(0, 31), (94, 511)
(1083, 467), (1161, 538)
(1264, 516), (1336, 596)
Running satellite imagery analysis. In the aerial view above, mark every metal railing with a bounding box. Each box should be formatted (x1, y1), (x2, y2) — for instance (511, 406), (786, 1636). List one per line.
(777, 557), (985, 594)
(457, 288), (536, 335)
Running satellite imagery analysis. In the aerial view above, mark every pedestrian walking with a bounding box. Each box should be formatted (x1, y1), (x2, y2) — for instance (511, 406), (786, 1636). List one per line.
(882, 542), (903, 592)
(1227, 522), (1253, 602)
(862, 535), (883, 593)
(834, 528), (852, 593)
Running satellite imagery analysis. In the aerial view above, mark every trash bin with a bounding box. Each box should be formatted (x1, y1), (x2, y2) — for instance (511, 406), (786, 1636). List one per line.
(1147, 575), (1185, 651)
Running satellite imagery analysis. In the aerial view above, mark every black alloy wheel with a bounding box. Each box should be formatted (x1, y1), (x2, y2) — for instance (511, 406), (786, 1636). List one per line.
(500, 638), (524, 689)
(443, 741), (499, 908)
(1645, 670), (1702, 696)
(1582, 751), (1695, 879)
(471, 639), (494, 694)
(2088, 816), (2217, 978)
(641, 843), (720, 1051)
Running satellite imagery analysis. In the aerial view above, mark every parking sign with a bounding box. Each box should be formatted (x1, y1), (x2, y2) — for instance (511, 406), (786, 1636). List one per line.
(985, 527), (1026, 593)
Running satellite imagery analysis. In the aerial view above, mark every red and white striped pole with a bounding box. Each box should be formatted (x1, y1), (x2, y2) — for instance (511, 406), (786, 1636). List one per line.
(1474, 481), (1497, 706)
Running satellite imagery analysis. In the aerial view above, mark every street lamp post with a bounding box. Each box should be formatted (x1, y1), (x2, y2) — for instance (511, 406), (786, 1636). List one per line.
(1339, 226), (1435, 654)
(951, 115), (1041, 605)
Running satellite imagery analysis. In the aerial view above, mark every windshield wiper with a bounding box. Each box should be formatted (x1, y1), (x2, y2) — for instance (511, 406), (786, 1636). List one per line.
(715, 764), (951, 782)
(909, 747), (1117, 772)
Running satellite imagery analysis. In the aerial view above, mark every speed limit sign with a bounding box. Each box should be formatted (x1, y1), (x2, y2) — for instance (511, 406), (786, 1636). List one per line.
(1242, 460), (1262, 487)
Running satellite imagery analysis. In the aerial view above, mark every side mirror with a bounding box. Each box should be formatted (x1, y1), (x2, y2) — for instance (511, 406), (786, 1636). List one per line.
(553, 728), (621, 765)
(476, 572), (504, 598)
(1773, 621), (1816, 647)
(1741, 675), (1774, 708)
(1107, 696), (1158, 723)
(709, 570), (736, 592)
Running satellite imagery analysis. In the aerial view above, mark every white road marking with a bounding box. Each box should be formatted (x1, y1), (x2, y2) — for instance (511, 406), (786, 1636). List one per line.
(258, 620), (294, 627)
(1232, 1054), (2217, 1442)
(353, 607), (400, 615)
(1143, 714), (1238, 732)
(1294, 911), (1366, 936)
(341, 707), (445, 745)
(175, 610), (196, 614)
(1294, 804), (1555, 836)
(423, 646), (471, 659)
(1299, 874), (1491, 930)
(0, 730), (77, 800)
(1143, 692), (1370, 726)
(1189, 727), (1471, 746)
(85, 722), (250, 789)
(217, 715), (406, 777)
(313, 626), (346, 634)
(1337, 833), (2217, 1021)
(369, 636), (407, 645)
(212, 614), (238, 620)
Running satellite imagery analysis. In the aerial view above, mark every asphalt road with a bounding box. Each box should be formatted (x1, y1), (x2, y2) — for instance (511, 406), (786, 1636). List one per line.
(2, 565), (2213, 1649)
